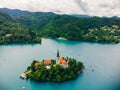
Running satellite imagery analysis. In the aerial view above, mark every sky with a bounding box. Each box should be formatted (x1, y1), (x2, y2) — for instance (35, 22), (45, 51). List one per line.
(0, 0), (120, 17)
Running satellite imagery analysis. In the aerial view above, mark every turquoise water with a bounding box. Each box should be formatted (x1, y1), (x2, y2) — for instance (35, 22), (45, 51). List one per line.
(0, 39), (120, 90)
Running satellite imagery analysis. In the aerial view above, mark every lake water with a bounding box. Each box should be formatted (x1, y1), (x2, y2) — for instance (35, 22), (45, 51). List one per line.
(0, 39), (120, 90)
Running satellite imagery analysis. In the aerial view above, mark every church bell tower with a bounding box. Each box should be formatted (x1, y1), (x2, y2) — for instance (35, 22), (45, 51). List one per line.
(56, 50), (60, 64)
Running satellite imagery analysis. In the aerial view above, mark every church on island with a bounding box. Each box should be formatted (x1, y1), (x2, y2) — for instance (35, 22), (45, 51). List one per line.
(35, 50), (68, 69)
(21, 50), (84, 82)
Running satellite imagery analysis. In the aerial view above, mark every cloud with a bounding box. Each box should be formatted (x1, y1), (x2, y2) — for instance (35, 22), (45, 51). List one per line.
(99, 4), (113, 9)
(0, 0), (120, 17)
(74, 0), (89, 13)
(84, 0), (120, 17)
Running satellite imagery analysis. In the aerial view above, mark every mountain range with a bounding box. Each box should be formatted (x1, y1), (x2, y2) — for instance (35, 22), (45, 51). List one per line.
(0, 8), (120, 44)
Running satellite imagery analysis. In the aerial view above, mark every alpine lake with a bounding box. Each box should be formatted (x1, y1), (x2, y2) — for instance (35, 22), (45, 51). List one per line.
(0, 38), (120, 90)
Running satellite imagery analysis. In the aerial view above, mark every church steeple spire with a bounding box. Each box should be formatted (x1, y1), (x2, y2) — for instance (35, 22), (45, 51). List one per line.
(57, 49), (60, 58)
(56, 49), (60, 64)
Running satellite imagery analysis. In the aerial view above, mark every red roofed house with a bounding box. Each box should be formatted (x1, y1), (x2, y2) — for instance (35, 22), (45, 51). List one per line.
(44, 60), (51, 65)
(34, 62), (40, 67)
(44, 60), (51, 69)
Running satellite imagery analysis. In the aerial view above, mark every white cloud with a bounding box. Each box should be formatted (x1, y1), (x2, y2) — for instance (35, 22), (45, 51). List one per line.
(84, 0), (120, 17)
(0, 0), (120, 17)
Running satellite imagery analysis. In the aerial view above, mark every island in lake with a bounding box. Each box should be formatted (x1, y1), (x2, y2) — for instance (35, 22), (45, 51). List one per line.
(21, 50), (84, 82)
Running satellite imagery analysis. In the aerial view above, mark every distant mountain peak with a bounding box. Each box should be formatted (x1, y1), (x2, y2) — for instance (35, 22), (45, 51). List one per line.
(0, 10), (13, 22)
(0, 8), (56, 18)
(69, 14), (91, 18)
(0, 8), (30, 17)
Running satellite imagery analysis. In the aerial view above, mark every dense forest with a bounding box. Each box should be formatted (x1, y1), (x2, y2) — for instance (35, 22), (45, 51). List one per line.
(26, 57), (84, 82)
(1, 8), (120, 44)
(0, 10), (41, 44)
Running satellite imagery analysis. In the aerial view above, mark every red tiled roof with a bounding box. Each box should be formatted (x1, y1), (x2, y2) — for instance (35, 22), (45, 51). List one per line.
(59, 57), (68, 65)
(59, 57), (64, 63)
(44, 60), (51, 65)
(62, 61), (68, 65)
(34, 62), (40, 67)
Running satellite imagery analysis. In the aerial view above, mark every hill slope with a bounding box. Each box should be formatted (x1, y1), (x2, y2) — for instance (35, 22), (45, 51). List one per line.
(41, 15), (120, 43)
(0, 8), (57, 31)
(0, 10), (13, 23)
(0, 10), (41, 44)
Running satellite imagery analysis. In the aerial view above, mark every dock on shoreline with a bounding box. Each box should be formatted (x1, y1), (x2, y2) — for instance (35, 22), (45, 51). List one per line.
(20, 73), (27, 79)
(20, 70), (32, 79)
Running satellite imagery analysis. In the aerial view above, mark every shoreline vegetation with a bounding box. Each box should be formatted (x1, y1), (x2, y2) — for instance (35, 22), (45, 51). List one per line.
(1, 8), (120, 44)
(21, 50), (84, 82)
(43, 25), (120, 44)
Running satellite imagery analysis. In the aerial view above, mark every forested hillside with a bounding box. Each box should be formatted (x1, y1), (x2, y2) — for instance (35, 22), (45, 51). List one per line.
(41, 15), (120, 43)
(1, 8), (120, 44)
(0, 10), (41, 44)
